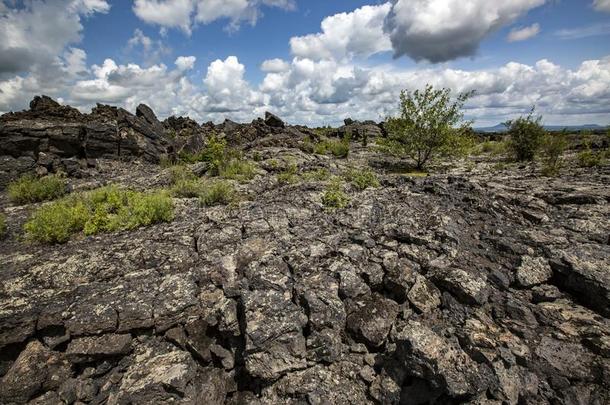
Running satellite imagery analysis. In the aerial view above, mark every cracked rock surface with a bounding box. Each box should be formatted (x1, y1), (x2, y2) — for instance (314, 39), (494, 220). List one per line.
(1, 104), (609, 404)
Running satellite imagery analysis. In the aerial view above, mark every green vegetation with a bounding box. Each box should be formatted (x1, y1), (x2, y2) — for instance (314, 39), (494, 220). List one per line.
(505, 109), (546, 161)
(277, 161), (299, 184)
(379, 84), (474, 170)
(343, 167), (379, 191)
(313, 134), (350, 158)
(220, 159), (257, 182)
(0, 213), (6, 238)
(24, 186), (174, 244)
(540, 131), (568, 176)
(576, 132), (605, 168)
(199, 180), (235, 206)
(474, 140), (508, 156)
(8, 174), (67, 205)
(178, 133), (228, 174)
(322, 178), (350, 209)
(302, 168), (330, 182)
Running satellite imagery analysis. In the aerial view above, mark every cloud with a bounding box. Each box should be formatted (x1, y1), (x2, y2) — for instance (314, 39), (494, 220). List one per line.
(126, 29), (172, 65)
(507, 23), (541, 42)
(0, 0), (110, 77)
(289, 3), (392, 60)
(132, 0), (295, 34)
(593, 0), (610, 12)
(555, 22), (610, 40)
(261, 58), (290, 73)
(175, 56), (197, 71)
(384, 0), (546, 63)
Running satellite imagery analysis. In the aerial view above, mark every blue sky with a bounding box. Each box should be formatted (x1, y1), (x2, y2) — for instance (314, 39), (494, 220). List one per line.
(1, 0), (610, 126)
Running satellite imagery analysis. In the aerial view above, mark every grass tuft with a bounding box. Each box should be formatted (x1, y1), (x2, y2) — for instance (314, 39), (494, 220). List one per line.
(199, 180), (235, 206)
(322, 178), (350, 209)
(343, 167), (379, 191)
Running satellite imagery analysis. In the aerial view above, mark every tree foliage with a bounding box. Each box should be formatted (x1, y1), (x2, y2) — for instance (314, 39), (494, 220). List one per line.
(380, 84), (474, 170)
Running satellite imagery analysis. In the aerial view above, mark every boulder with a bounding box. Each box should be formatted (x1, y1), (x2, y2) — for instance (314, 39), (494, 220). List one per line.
(346, 293), (400, 348)
(515, 256), (553, 287)
(264, 111), (285, 128)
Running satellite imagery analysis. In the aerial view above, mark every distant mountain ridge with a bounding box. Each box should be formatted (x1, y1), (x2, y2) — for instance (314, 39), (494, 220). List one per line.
(475, 123), (608, 133)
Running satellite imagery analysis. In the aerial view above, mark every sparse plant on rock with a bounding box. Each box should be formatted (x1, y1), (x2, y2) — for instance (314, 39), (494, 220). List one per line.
(540, 130), (568, 176)
(0, 213), (6, 238)
(577, 132), (605, 167)
(505, 108), (546, 161)
(302, 168), (330, 182)
(322, 178), (350, 209)
(277, 161), (299, 184)
(8, 174), (67, 205)
(220, 159), (257, 182)
(313, 136), (350, 158)
(199, 180), (235, 206)
(179, 132), (228, 174)
(24, 186), (174, 244)
(380, 84), (474, 170)
(343, 167), (379, 191)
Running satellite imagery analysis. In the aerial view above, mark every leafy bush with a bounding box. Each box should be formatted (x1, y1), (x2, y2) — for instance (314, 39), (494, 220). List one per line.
(24, 186), (174, 244)
(506, 110), (546, 161)
(8, 174), (67, 204)
(541, 131), (568, 176)
(171, 179), (204, 198)
(220, 159), (257, 182)
(322, 178), (350, 209)
(199, 180), (235, 206)
(379, 84), (473, 170)
(0, 213), (6, 238)
(343, 167), (379, 190)
(168, 165), (197, 183)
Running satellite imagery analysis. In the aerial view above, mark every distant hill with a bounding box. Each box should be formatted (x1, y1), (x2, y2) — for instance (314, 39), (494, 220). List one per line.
(475, 123), (608, 133)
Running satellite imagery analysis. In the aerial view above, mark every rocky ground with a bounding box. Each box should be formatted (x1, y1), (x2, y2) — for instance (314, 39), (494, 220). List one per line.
(0, 98), (609, 404)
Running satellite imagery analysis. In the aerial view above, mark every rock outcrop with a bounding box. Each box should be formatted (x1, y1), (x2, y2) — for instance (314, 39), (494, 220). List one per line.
(0, 96), (171, 186)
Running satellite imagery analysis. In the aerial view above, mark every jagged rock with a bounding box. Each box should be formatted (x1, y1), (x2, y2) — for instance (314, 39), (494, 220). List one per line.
(264, 111), (285, 128)
(430, 267), (490, 305)
(407, 274), (442, 313)
(393, 321), (488, 398)
(515, 256), (553, 287)
(0, 341), (71, 403)
(346, 293), (400, 348)
(66, 334), (132, 363)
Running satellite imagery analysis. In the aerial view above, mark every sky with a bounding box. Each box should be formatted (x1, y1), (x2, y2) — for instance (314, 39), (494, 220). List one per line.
(1, 0), (610, 127)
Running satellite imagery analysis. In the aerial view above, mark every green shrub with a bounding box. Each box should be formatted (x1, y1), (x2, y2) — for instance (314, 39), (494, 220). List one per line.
(200, 180), (235, 206)
(506, 110), (546, 161)
(322, 178), (350, 209)
(8, 174), (67, 204)
(168, 165), (197, 183)
(302, 168), (330, 182)
(179, 133), (227, 174)
(577, 150), (603, 167)
(313, 137), (350, 158)
(171, 179), (204, 198)
(277, 162), (299, 184)
(24, 186), (174, 244)
(220, 159), (257, 182)
(379, 84), (473, 170)
(0, 213), (7, 238)
(541, 132), (568, 176)
(343, 168), (380, 191)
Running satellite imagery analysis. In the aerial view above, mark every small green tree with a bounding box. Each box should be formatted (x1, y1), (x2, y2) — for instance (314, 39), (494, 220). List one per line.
(505, 109), (546, 161)
(380, 84), (474, 170)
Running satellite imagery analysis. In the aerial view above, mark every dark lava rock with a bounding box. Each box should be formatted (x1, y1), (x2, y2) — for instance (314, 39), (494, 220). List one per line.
(264, 111), (285, 128)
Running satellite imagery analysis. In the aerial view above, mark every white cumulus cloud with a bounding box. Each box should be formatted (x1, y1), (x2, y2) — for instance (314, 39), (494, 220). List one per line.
(290, 3), (392, 60)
